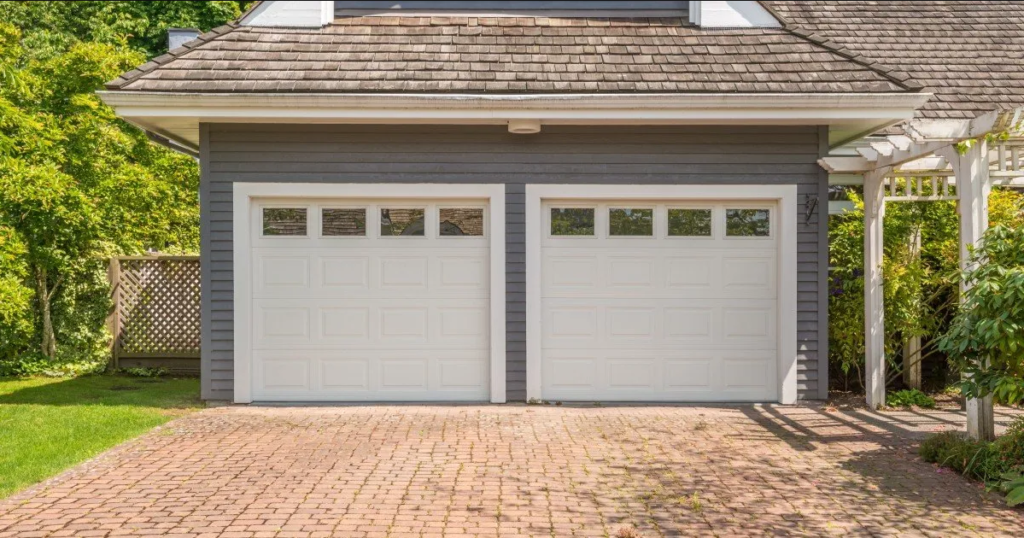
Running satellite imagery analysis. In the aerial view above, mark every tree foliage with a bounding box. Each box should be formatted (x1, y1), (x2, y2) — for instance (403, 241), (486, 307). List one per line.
(938, 225), (1024, 404)
(828, 188), (1024, 391)
(0, 2), (243, 370)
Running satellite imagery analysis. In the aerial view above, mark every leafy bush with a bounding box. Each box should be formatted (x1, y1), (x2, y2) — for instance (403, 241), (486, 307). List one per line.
(0, 351), (104, 378)
(886, 389), (936, 408)
(119, 367), (169, 378)
(938, 224), (1024, 405)
(829, 189), (1024, 392)
(920, 416), (1024, 505)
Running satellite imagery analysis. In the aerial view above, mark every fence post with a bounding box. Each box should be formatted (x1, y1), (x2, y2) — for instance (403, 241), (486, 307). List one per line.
(107, 257), (120, 372)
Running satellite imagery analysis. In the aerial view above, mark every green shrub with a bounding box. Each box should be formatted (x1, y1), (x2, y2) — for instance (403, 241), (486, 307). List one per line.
(938, 224), (1024, 405)
(920, 416), (1024, 505)
(886, 389), (936, 408)
(0, 351), (104, 378)
(119, 367), (169, 378)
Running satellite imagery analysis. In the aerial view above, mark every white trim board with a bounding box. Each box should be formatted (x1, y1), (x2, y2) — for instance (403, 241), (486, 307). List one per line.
(98, 91), (929, 149)
(524, 184), (799, 404)
(232, 182), (507, 404)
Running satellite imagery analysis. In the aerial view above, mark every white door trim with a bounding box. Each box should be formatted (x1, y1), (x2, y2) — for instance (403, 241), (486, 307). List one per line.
(233, 182), (506, 404)
(525, 184), (798, 404)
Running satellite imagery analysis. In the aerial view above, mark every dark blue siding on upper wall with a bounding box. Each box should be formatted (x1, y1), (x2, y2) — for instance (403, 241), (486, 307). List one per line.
(200, 124), (828, 402)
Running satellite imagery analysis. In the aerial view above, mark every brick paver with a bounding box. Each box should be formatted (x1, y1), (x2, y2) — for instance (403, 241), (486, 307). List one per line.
(1, 404), (1022, 537)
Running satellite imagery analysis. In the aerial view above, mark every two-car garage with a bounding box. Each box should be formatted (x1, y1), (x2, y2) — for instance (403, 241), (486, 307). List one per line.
(234, 184), (797, 404)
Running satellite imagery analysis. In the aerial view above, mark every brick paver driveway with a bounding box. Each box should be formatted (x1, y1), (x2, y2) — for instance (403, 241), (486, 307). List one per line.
(1, 404), (1022, 537)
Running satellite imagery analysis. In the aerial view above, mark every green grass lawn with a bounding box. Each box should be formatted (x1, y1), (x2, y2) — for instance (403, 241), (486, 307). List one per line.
(0, 375), (202, 499)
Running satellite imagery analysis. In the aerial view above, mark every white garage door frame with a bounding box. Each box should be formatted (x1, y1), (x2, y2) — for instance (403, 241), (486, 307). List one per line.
(233, 182), (506, 404)
(525, 184), (798, 404)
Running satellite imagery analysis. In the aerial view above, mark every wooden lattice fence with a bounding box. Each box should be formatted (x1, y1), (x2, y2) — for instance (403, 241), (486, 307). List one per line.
(109, 256), (200, 373)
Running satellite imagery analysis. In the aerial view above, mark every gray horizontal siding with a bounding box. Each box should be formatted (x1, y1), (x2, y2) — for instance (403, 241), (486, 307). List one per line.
(201, 124), (826, 401)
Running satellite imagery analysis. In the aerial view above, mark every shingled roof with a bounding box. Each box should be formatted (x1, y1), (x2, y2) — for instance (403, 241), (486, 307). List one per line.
(767, 1), (1024, 120)
(105, 16), (914, 94)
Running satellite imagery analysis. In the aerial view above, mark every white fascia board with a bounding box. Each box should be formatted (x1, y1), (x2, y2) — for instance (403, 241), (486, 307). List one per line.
(98, 91), (930, 123)
(241, 1), (333, 27)
(690, 1), (782, 28)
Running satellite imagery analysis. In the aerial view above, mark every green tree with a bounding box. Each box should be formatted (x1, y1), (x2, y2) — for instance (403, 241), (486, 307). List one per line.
(938, 225), (1024, 404)
(827, 188), (1023, 391)
(0, 0), (243, 367)
(0, 1), (244, 58)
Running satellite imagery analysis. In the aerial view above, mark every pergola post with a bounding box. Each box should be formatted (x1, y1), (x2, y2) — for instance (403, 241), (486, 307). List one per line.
(863, 168), (887, 409)
(940, 142), (996, 441)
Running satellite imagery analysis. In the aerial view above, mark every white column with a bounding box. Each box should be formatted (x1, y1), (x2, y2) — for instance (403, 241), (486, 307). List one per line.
(863, 169), (887, 409)
(940, 142), (995, 441)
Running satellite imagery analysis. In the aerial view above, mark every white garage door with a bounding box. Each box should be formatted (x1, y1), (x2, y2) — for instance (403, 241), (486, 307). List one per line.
(541, 200), (779, 401)
(249, 199), (490, 401)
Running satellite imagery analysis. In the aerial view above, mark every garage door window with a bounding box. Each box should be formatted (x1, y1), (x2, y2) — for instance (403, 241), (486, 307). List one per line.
(322, 208), (366, 236)
(262, 208), (307, 236)
(440, 208), (484, 236)
(668, 208), (712, 237)
(725, 209), (771, 237)
(609, 208), (653, 236)
(381, 208), (425, 236)
(550, 208), (595, 236)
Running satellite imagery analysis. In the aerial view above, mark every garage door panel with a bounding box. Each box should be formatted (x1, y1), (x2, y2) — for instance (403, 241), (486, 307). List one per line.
(721, 254), (776, 294)
(544, 255), (599, 289)
(320, 307), (371, 341)
(256, 255), (311, 291)
(664, 308), (714, 341)
(663, 358), (714, 391)
(321, 359), (370, 390)
(666, 256), (715, 289)
(438, 257), (488, 288)
(379, 257), (429, 289)
(546, 307), (599, 339)
(253, 249), (487, 300)
(253, 349), (489, 400)
(260, 357), (311, 391)
(541, 200), (779, 402)
(251, 199), (490, 402)
(321, 257), (370, 289)
(607, 257), (656, 288)
(606, 307), (657, 340)
(606, 358), (658, 389)
(255, 305), (310, 347)
(438, 307), (489, 340)
(543, 299), (774, 349)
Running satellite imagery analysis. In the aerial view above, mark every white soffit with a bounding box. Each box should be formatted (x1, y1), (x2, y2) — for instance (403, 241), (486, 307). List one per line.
(240, 1), (333, 27)
(97, 91), (930, 150)
(689, 1), (782, 28)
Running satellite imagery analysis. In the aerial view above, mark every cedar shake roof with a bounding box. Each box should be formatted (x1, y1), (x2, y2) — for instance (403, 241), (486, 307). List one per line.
(105, 17), (914, 94)
(767, 1), (1024, 120)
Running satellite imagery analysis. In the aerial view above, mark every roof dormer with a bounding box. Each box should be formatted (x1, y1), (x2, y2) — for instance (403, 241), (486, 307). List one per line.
(239, 1), (781, 28)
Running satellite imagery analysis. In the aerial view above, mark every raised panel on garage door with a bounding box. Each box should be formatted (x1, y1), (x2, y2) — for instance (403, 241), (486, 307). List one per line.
(541, 201), (779, 402)
(250, 200), (490, 401)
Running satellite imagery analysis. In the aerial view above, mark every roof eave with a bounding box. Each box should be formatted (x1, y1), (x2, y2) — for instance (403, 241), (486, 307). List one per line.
(97, 91), (932, 149)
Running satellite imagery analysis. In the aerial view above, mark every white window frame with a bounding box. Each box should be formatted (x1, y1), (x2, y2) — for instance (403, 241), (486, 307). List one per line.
(234, 183), (507, 404)
(525, 184), (798, 404)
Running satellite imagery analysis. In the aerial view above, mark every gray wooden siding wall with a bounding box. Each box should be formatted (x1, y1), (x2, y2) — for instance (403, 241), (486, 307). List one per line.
(200, 124), (828, 401)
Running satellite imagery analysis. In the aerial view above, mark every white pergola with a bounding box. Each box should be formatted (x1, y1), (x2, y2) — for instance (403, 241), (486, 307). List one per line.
(821, 108), (1024, 440)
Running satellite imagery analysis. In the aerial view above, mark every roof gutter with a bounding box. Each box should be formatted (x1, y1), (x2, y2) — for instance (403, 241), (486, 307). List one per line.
(98, 91), (931, 151)
(99, 91), (929, 120)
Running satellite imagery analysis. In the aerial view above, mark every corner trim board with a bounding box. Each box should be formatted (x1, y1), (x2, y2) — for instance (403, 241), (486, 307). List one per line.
(231, 182), (507, 404)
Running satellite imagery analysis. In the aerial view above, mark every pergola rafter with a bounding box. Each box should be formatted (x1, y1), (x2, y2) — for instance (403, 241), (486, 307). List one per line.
(819, 107), (1024, 441)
